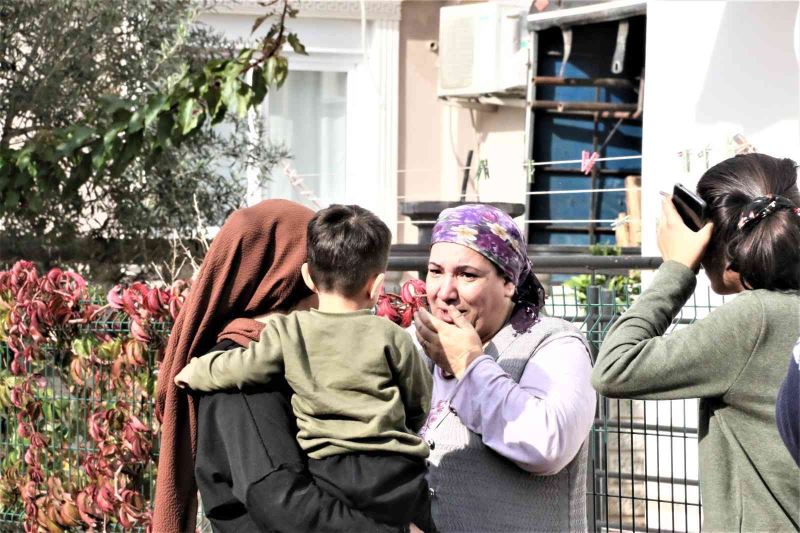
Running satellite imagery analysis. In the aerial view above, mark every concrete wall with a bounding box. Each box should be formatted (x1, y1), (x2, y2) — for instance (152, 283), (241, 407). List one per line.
(398, 0), (446, 243)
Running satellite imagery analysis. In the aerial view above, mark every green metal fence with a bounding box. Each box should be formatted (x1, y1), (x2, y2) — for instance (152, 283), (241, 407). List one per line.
(0, 282), (724, 532)
(546, 282), (728, 532)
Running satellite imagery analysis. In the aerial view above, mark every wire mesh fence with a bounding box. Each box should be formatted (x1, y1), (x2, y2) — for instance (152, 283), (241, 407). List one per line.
(546, 281), (728, 533)
(0, 281), (723, 532)
(0, 310), (162, 532)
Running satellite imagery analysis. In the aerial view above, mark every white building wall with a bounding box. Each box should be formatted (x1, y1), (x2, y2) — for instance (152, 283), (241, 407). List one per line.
(641, 0), (800, 262)
(638, 4), (800, 529)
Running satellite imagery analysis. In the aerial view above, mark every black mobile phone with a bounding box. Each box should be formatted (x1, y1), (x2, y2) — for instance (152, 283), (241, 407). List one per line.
(672, 183), (707, 232)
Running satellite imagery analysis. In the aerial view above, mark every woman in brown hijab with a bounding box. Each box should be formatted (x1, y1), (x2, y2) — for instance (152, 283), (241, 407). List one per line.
(153, 199), (398, 532)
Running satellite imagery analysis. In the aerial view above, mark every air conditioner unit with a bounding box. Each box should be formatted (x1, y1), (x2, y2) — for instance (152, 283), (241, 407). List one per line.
(438, 2), (528, 98)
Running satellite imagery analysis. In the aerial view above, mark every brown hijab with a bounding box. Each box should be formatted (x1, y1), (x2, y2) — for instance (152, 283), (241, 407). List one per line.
(153, 199), (315, 533)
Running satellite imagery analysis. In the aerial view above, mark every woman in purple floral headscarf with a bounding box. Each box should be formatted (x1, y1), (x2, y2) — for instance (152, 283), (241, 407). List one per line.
(412, 204), (596, 532)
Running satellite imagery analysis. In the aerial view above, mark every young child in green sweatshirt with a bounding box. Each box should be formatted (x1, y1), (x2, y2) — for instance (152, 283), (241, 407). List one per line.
(176, 204), (435, 532)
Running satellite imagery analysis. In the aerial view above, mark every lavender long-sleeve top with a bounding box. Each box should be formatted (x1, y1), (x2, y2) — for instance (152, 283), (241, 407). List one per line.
(414, 331), (596, 476)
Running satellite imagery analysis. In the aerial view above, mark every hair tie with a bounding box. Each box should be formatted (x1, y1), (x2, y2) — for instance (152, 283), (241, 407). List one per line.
(737, 195), (800, 231)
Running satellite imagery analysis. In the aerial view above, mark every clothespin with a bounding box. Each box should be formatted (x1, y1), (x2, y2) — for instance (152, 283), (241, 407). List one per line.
(697, 145), (710, 170)
(580, 151), (599, 175)
(476, 159), (490, 182)
(611, 214), (630, 229)
(525, 159), (535, 184)
(677, 149), (691, 173)
(733, 133), (757, 155)
(533, 0), (550, 12)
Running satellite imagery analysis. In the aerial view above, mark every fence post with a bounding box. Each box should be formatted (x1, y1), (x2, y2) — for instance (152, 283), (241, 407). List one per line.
(586, 285), (600, 359)
(587, 285), (627, 531)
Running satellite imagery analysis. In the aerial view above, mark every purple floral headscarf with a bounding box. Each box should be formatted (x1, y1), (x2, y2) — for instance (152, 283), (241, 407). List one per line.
(431, 203), (545, 332)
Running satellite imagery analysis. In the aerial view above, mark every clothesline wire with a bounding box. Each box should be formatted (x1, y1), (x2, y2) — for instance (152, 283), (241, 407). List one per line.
(282, 161), (324, 210)
(395, 187), (642, 201)
(278, 156), (643, 226)
(285, 154), (643, 179)
(527, 154), (642, 167)
(396, 219), (621, 225)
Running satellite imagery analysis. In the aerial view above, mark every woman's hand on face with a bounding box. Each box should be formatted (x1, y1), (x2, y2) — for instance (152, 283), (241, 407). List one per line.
(414, 306), (483, 379)
(413, 309), (453, 375)
(657, 194), (714, 272)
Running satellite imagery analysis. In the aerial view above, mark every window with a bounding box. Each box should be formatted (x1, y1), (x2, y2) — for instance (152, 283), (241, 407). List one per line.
(263, 70), (348, 206)
(201, 6), (399, 225)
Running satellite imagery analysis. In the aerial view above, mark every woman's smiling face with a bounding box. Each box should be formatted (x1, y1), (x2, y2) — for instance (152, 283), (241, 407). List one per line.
(426, 242), (516, 343)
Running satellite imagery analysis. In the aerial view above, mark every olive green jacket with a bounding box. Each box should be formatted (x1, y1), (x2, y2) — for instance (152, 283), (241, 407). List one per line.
(179, 308), (432, 460)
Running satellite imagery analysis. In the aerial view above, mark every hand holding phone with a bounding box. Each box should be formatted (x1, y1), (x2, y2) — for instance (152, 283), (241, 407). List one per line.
(672, 183), (707, 232)
(658, 184), (713, 272)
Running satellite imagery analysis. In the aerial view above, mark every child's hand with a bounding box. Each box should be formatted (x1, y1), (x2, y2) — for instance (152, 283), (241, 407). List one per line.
(409, 524), (424, 533)
(173, 364), (193, 389)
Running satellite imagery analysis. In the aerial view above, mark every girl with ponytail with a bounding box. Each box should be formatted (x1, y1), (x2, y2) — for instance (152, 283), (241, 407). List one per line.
(593, 154), (800, 531)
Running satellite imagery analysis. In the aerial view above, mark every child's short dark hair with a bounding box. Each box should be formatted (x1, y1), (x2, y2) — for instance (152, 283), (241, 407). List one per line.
(307, 204), (392, 296)
(697, 153), (800, 291)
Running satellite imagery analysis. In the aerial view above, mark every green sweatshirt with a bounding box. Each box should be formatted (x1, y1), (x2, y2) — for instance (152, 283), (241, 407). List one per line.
(593, 261), (800, 531)
(179, 308), (432, 460)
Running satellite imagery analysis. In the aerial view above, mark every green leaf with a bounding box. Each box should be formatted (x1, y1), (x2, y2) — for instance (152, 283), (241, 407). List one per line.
(235, 85), (252, 118)
(111, 107), (133, 125)
(203, 59), (226, 76)
(221, 75), (239, 111)
(265, 56), (277, 86)
(251, 13), (270, 34)
(103, 123), (126, 148)
(34, 143), (56, 163)
(108, 130), (144, 178)
(223, 60), (244, 80)
(12, 170), (31, 188)
(274, 56), (289, 88)
(55, 125), (94, 155)
(144, 145), (164, 169)
(144, 94), (169, 128)
(192, 70), (208, 93)
(98, 95), (133, 116)
(252, 66), (267, 104)
(195, 110), (207, 132)
(178, 98), (200, 135)
(90, 142), (107, 171)
(287, 33), (307, 55)
(24, 161), (38, 180)
(4, 190), (19, 209)
(264, 25), (278, 43)
(127, 109), (145, 134)
(26, 192), (42, 213)
(72, 338), (92, 359)
(211, 102), (227, 125)
(15, 145), (34, 166)
(68, 154), (92, 194)
(205, 82), (223, 116)
(237, 48), (254, 64)
(156, 113), (174, 147)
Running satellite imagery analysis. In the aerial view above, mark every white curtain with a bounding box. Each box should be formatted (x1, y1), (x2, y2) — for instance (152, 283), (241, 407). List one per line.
(264, 70), (348, 207)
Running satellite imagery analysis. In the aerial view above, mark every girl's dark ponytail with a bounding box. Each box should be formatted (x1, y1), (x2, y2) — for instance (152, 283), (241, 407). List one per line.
(697, 154), (800, 291)
(727, 200), (800, 290)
